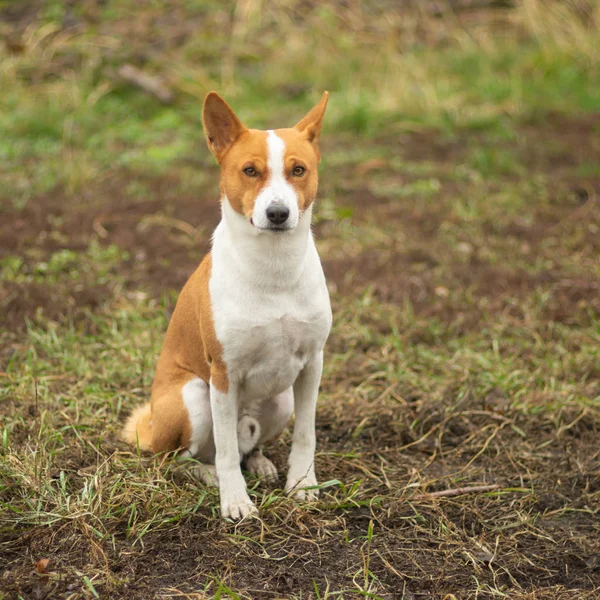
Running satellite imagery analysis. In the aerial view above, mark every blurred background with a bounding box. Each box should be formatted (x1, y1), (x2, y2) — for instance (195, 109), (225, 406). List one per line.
(1, 2), (600, 599)
(1, 0), (599, 325)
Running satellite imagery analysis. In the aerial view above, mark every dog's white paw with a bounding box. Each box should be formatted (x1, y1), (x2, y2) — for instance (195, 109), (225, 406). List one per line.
(220, 489), (258, 520)
(285, 470), (319, 501)
(190, 463), (219, 487)
(245, 452), (278, 483)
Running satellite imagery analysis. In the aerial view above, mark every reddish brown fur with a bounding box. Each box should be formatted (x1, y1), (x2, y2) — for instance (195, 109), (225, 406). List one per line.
(122, 92), (328, 454)
(204, 91), (328, 220)
(217, 129), (269, 217)
(122, 255), (226, 452)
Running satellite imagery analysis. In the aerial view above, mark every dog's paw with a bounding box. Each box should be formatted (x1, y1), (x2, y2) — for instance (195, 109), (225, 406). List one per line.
(245, 452), (278, 483)
(285, 471), (319, 501)
(190, 463), (219, 487)
(220, 490), (258, 520)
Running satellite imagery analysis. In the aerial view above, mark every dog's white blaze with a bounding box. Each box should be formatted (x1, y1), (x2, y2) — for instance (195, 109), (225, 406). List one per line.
(251, 130), (300, 230)
(266, 129), (285, 179)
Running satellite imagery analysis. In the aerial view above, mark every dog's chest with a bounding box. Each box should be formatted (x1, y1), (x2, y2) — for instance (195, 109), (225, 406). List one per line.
(220, 294), (330, 400)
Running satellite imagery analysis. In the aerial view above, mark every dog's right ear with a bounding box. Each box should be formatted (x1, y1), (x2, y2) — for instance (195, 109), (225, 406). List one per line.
(202, 92), (247, 162)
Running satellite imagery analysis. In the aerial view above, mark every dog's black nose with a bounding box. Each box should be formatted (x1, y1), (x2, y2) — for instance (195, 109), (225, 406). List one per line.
(266, 204), (289, 225)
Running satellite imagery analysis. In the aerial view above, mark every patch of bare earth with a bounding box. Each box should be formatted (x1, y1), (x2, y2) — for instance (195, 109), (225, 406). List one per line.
(0, 171), (220, 331)
(2, 389), (599, 598)
(2, 115), (600, 598)
(320, 115), (600, 330)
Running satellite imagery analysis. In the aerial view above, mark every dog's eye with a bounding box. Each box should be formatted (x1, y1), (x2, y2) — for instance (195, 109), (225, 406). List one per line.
(292, 166), (306, 177)
(243, 167), (258, 177)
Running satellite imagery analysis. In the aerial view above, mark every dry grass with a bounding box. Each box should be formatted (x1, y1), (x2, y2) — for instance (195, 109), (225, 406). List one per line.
(1, 1), (600, 598)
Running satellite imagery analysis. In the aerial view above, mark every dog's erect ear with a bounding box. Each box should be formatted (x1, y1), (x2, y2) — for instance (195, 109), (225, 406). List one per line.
(294, 91), (328, 153)
(202, 92), (247, 162)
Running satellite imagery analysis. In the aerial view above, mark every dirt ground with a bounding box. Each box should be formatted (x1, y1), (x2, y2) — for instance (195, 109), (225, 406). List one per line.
(2, 116), (599, 330)
(1, 109), (600, 599)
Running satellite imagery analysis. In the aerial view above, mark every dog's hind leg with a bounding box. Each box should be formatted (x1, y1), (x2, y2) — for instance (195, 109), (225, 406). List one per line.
(177, 377), (214, 460)
(169, 376), (220, 486)
(150, 373), (217, 483)
(244, 447), (279, 483)
(189, 462), (218, 486)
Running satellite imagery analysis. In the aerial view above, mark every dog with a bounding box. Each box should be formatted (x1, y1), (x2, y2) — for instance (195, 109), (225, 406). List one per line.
(122, 91), (332, 519)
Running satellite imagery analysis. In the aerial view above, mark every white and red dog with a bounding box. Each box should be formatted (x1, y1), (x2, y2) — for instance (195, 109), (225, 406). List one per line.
(123, 92), (332, 519)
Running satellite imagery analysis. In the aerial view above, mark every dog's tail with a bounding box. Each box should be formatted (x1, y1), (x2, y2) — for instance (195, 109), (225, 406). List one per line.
(121, 403), (153, 451)
(237, 415), (261, 457)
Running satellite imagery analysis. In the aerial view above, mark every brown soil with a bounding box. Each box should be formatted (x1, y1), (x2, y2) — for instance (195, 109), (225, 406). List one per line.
(2, 115), (600, 599)
(2, 393), (599, 599)
(3, 118), (599, 333)
(0, 171), (221, 331)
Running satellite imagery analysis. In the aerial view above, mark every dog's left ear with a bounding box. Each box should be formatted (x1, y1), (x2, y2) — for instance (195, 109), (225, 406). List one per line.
(294, 91), (328, 156)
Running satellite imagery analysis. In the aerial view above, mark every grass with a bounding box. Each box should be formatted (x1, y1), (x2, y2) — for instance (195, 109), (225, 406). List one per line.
(1, 0), (600, 201)
(1, 0), (600, 598)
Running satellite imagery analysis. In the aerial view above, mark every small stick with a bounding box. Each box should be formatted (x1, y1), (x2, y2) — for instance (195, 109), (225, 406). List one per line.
(413, 484), (501, 499)
(118, 64), (174, 104)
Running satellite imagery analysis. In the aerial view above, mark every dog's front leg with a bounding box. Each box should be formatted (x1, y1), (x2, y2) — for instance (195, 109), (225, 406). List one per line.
(210, 382), (257, 519)
(285, 351), (323, 500)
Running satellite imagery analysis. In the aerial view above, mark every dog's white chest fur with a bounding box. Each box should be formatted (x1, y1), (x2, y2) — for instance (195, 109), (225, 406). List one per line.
(219, 293), (329, 401)
(210, 201), (332, 403)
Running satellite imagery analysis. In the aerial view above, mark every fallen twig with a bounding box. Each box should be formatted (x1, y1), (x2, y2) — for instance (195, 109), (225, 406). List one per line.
(118, 64), (174, 104)
(413, 484), (501, 499)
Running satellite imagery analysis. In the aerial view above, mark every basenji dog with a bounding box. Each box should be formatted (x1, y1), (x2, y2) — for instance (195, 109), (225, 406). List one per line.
(122, 91), (332, 519)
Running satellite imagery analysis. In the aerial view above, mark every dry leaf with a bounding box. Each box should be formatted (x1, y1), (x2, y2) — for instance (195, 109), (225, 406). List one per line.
(34, 558), (50, 574)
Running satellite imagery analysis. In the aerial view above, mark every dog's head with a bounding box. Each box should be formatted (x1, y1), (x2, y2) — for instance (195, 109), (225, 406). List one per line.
(202, 91), (328, 233)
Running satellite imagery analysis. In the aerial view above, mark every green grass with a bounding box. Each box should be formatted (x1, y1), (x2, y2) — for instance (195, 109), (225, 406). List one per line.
(1, 1), (600, 598)
(1, 242), (129, 285)
(2, 276), (599, 596)
(1, 0), (599, 202)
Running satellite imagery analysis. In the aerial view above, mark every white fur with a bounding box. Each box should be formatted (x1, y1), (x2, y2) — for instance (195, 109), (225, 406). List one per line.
(210, 383), (258, 519)
(285, 351), (323, 500)
(177, 131), (331, 519)
(178, 379), (282, 470)
(207, 131), (332, 517)
(211, 200), (331, 402)
(237, 415), (261, 456)
(256, 388), (294, 445)
(180, 377), (213, 462)
(251, 131), (300, 230)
